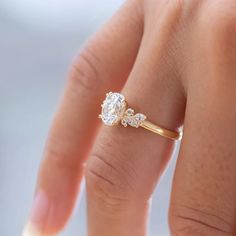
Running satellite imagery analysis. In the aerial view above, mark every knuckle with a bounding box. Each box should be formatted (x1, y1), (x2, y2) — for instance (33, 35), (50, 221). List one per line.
(69, 46), (103, 92)
(44, 143), (78, 173)
(201, 1), (236, 39)
(195, 0), (236, 84)
(85, 152), (136, 207)
(84, 129), (159, 208)
(84, 130), (150, 209)
(145, 0), (184, 27)
(169, 204), (233, 236)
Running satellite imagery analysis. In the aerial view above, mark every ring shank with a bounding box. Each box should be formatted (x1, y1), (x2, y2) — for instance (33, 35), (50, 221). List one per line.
(140, 120), (182, 140)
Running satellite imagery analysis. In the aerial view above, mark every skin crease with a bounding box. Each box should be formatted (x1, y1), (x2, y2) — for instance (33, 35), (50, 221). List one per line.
(23, 0), (236, 235)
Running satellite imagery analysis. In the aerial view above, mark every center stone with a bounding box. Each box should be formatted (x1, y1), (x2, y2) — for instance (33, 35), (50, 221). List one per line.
(100, 92), (126, 126)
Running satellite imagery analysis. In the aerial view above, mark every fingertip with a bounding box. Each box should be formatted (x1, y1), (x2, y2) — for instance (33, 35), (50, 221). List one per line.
(23, 189), (58, 235)
(22, 222), (42, 236)
(22, 190), (51, 236)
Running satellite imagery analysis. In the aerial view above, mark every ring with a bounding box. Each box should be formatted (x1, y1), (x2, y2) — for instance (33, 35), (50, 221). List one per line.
(99, 92), (182, 141)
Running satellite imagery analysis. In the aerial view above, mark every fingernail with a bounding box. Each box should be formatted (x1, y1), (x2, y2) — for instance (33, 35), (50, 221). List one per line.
(22, 190), (50, 236)
(22, 223), (41, 236)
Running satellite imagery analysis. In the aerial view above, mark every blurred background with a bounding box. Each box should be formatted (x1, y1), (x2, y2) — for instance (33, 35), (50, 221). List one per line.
(0, 1), (180, 235)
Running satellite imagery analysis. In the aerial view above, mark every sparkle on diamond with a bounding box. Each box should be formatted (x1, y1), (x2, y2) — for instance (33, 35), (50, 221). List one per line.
(100, 92), (126, 126)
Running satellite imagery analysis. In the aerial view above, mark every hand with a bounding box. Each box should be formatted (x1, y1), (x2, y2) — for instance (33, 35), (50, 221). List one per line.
(23, 0), (236, 235)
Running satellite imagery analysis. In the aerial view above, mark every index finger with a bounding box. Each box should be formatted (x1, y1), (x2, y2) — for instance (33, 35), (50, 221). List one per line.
(22, 1), (144, 235)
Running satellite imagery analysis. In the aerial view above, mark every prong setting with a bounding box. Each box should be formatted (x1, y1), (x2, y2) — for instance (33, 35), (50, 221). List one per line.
(99, 92), (126, 126)
(99, 92), (146, 128)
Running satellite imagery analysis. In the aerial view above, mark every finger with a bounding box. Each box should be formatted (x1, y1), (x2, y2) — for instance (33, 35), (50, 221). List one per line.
(86, 5), (186, 236)
(22, 1), (143, 235)
(169, 6), (236, 235)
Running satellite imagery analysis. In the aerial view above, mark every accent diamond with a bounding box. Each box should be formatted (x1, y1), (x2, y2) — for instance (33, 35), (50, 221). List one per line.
(121, 110), (146, 128)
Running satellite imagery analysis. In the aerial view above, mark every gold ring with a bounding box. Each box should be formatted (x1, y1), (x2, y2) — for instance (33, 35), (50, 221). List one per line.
(99, 92), (182, 141)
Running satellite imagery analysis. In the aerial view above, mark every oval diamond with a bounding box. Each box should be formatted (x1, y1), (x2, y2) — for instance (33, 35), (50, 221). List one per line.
(100, 92), (126, 126)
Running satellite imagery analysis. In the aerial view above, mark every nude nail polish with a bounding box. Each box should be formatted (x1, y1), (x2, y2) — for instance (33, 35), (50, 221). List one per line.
(22, 190), (50, 236)
(22, 222), (42, 236)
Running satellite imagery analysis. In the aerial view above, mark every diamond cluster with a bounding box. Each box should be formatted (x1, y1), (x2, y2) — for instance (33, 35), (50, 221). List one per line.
(121, 108), (146, 128)
(99, 92), (146, 128)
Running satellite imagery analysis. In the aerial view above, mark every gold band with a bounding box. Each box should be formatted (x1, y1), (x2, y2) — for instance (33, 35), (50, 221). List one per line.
(99, 92), (182, 141)
(141, 120), (182, 140)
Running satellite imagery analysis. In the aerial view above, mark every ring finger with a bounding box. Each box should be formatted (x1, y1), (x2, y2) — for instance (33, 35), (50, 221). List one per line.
(86, 9), (186, 235)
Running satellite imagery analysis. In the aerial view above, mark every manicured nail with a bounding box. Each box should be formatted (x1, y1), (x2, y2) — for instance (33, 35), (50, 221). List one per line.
(22, 190), (50, 236)
(22, 222), (41, 236)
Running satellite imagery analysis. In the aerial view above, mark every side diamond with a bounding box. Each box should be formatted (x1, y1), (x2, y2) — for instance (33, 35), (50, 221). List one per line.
(121, 109), (146, 128)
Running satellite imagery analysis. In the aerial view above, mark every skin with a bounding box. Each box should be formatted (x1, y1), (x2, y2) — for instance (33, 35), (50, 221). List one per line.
(23, 0), (236, 235)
